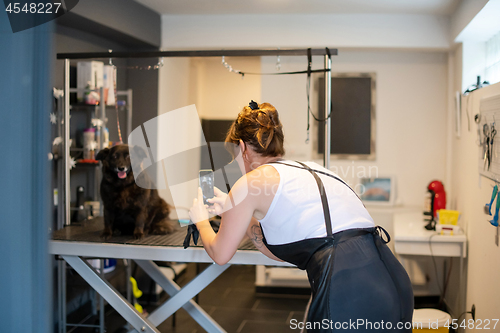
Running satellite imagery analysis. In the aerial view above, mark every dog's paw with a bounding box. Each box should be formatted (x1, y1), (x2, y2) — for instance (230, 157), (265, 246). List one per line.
(101, 227), (113, 240)
(152, 223), (175, 235)
(133, 227), (144, 239)
(151, 219), (176, 235)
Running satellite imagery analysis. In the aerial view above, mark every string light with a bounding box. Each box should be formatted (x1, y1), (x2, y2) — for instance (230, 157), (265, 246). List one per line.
(221, 56), (242, 75)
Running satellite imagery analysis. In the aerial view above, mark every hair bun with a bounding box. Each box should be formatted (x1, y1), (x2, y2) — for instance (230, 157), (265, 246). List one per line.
(258, 110), (274, 127)
(255, 111), (277, 149)
(225, 102), (285, 157)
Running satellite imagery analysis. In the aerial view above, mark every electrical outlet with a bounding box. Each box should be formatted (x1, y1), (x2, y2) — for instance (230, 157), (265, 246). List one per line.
(471, 304), (476, 321)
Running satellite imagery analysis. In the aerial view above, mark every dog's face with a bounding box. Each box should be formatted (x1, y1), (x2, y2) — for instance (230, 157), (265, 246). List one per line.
(96, 144), (149, 181)
(96, 145), (132, 180)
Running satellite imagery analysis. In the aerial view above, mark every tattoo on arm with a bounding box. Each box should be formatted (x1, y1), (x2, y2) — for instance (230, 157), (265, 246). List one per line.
(250, 225), (264, 248)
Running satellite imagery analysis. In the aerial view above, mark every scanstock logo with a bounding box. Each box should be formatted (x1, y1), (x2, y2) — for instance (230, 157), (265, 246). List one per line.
(4, 0), (79, 33)
(128, 105), (247, 224)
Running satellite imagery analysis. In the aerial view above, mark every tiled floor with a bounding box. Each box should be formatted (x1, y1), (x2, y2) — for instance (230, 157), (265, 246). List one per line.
(77, 263), (310, 333)
(155, 264), (309, 333)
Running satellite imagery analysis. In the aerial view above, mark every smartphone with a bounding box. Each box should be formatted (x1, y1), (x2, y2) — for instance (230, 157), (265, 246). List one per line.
(199, 170), (214, 205)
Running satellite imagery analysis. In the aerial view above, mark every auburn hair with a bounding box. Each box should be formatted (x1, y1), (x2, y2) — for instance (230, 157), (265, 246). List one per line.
(225, 102), (285, 157)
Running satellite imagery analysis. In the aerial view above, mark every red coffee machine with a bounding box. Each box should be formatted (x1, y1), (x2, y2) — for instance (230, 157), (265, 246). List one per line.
(424, 180), (446, 230)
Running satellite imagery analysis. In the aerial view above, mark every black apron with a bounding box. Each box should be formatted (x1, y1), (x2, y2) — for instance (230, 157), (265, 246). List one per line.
(261, 162), (414, 332)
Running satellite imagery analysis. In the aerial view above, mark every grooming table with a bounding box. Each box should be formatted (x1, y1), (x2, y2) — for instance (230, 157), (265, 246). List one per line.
(50, 218), (292, 333)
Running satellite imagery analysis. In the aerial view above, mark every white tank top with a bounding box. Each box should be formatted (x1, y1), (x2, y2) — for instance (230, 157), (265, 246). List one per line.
(258, 161), (375, 245)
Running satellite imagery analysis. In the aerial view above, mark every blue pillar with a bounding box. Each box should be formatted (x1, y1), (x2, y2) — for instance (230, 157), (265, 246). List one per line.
(0, 10), (53, 333)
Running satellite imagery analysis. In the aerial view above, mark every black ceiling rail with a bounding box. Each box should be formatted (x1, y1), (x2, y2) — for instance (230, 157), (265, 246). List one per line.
(57, 48), (338, 60)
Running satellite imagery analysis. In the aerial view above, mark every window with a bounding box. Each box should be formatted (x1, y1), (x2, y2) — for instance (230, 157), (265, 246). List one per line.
(486, 31), (500, 85)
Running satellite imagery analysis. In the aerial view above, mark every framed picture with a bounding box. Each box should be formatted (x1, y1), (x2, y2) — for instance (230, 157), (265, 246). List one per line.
(359, 177), (396, 206)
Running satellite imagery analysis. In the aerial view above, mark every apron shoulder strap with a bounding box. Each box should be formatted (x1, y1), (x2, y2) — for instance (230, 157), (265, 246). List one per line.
(270, 161), (333, 237)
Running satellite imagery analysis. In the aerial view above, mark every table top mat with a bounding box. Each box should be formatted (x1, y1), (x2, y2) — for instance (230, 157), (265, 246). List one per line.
(51, 217), (256, 251)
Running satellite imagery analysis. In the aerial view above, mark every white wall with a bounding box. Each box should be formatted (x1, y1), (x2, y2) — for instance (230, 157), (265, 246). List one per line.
(156, 3), (500, 326)
(449, 49), (500, 328)
(450, 0), (489, 43)
(158, 58), (193, 113)
(157, 5), (500, 324)
(157, 52), (448, 208)
(156, 57), (199, 218)
(156, 56), (261, 217)
(454, 1), (500, 92)
(450, 3), (500, 327)
(193, 57), (261, 119)
(162, 14), (450, 50)
(160, 11), (450, 207)
(454, 0), (500, 43)
(261, 50), (449, 207)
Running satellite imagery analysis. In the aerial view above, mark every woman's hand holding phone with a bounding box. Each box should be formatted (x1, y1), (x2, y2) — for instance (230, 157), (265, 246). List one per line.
(189, 188), (210, 224)
(206, 187), (227, 216)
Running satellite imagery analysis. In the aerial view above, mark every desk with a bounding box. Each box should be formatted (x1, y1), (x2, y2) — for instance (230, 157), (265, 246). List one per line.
(394, 212), (466, 258)
(393, 212), (467, 313)
(50, 218), (292, 333)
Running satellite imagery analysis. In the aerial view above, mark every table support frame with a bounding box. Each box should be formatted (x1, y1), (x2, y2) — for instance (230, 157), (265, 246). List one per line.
(134, 260), (228, 332)
(61, 254), (232, 333)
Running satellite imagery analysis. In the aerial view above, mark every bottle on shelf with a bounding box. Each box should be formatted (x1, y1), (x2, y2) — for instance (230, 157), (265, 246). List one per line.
(83, 128), (95, 160)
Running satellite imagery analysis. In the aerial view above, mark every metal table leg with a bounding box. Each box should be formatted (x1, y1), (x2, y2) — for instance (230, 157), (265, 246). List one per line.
(58, 260), (67, 333)
(99, 259), (105, 333)
(135, 260), (228, 333)
(126, 259), (133, 331)
(136, 261), (229, 332)
(62, 255), (160, 333)
(459, 249), (465, 316)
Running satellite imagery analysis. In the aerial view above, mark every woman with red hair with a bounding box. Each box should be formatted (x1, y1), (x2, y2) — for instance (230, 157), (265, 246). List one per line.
(190, 101), (413, 332)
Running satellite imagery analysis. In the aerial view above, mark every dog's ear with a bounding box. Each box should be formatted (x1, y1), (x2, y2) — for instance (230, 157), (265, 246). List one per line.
(95, 148), (110, 161)
(131, 145), (148, 162)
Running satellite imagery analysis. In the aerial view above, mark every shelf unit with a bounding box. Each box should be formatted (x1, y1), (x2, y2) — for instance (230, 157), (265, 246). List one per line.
(54, 87), (132, 227)
(54, 85), (132, 333)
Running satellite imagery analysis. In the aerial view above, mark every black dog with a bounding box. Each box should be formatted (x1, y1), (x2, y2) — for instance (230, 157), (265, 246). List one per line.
(96, 144), (175, 239)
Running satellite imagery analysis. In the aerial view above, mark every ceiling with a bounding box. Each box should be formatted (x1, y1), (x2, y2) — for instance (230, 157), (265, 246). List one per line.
(134, 0), (461, 16)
